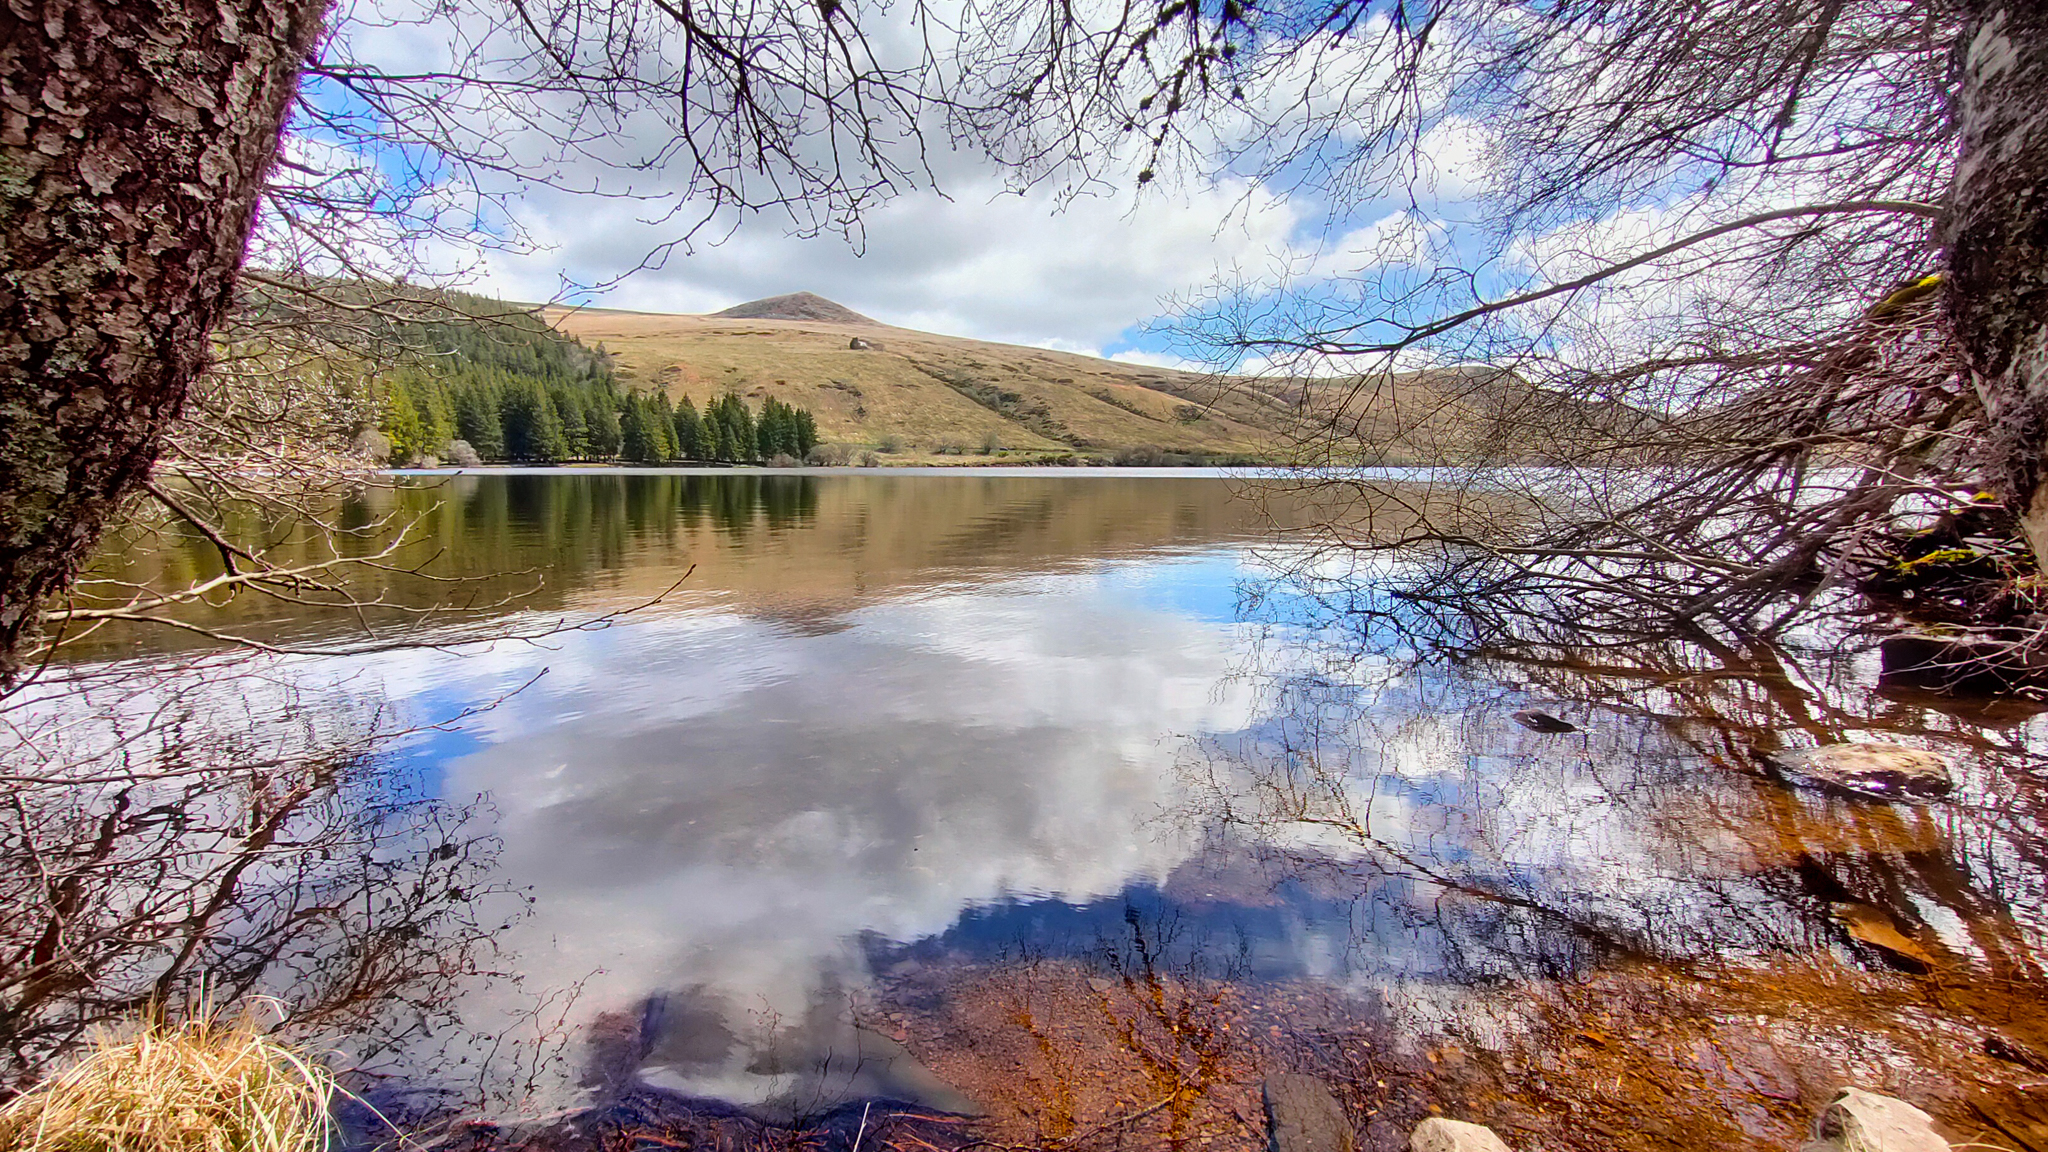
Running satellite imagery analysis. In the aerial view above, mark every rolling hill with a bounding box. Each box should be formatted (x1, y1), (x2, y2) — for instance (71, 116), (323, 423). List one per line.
(544, 295), (1623, 465)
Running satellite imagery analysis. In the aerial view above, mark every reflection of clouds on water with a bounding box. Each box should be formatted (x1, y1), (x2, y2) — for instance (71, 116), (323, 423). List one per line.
(30, 527), (2048, 1121)
(411, 555), (1267, 1107)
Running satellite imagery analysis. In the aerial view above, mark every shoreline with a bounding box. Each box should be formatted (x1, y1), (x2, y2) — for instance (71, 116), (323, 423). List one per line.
(379, 464), (1465, 479)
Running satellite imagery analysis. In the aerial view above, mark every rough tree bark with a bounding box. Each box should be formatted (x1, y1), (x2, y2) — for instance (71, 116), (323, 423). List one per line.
(0, 0), (329, 679)
(1945, 1), (2048, 572)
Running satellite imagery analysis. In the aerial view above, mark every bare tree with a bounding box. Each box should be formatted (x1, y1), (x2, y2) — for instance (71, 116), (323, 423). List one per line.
(944, 0), (2048, 651)
(1945, 3), (2048, 572)
(0, 0), (331, 678)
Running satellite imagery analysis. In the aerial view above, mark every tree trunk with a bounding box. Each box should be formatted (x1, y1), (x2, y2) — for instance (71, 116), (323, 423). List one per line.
(0, 0), (329, 678)
(1945, 1), (2048, 572)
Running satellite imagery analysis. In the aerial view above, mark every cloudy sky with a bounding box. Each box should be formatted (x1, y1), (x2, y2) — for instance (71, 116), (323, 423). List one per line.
(292, 0), (1881, 380)
(478, 163), (1321, 363)
(302, 0), (1507, 367)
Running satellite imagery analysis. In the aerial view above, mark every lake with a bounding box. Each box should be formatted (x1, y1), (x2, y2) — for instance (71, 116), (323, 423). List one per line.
(18, 471), (2048, 1152)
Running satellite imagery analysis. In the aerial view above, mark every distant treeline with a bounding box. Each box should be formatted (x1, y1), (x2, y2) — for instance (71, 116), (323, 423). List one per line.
(375, 303), (818, 465)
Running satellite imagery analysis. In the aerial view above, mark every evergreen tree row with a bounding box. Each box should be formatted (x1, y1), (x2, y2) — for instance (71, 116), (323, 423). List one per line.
(385, 374), (827, 465)
(668, 394), (818, 464)
(373, 308), (822, 465)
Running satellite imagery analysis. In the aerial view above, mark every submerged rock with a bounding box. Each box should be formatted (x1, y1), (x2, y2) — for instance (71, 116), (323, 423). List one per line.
(1263, 1074), (1352, 1152)
(1764, 742), (1954, 801)
(1802, 1088), (1950, 1152)
(1409, 1118), (1513, 1152)
(1832, 902), (1937, 969)
(1510, 708), (1578, 734)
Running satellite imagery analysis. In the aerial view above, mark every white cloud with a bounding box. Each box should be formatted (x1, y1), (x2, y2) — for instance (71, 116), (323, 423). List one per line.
(451, 168), (1310, 355)
(1107, 348), (1209, 371)
(1308, 209), (1447, 280)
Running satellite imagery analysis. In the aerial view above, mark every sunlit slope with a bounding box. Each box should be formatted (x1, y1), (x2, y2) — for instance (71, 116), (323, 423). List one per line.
(546, 305), (1299, 459)
(546, 299), (1632, 463)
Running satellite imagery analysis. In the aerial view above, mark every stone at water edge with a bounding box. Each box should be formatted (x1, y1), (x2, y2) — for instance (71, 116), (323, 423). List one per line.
(1408, 1117), (1514, 1152)
(1763, 742), (1955, 801)
(1801, 1088), (1950, 1152)
(1263, 1074), (1353, 1152)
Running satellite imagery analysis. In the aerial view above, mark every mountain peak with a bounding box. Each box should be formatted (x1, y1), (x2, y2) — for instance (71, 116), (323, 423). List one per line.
(711, 292), (876, 325)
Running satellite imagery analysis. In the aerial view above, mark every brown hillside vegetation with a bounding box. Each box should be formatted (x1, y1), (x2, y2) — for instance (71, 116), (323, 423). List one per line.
(546, 298), (1625, 464)
(711, 291), (878, 325)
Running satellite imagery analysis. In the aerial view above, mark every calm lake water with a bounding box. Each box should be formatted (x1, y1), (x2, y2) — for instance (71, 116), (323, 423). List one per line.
(31, 472), (2048, 1151)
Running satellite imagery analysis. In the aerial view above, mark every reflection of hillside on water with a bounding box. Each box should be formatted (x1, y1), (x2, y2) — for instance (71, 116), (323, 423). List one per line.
(71, 474), (1347, 659)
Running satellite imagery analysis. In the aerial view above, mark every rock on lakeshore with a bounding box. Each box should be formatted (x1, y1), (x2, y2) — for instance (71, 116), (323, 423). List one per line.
(1764, 742), (1954, 801)
(1409, 1118), (1514, 1152)
(1802, 1088), (1950, 1152)
(1263, 1075), (1353, 1152)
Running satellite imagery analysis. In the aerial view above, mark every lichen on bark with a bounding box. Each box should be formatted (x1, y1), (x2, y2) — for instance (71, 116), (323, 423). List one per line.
(0, 0), (330, 677)
(1944, 1), (2048, 571)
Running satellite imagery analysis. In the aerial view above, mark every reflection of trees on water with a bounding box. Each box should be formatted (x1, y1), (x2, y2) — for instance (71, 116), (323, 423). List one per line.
(1190, 558), (2048, 995)
(0, 657), (523, 1095)
(460, 474), (820, 545)
(69, 476), (824, 659)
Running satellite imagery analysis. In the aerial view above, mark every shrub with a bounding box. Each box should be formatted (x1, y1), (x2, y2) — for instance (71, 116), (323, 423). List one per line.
(0, 1009), (336, 1152)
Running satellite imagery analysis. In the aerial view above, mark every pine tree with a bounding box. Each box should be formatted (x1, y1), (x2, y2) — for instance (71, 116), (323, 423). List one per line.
(502, 379), (565, 462)
(653, 393), (679, 461)
(408, 374), (455, 453)
(551, 385), (588, 460)
(620, 396), (654, 462)
(585, 392), (622, 458)
(379, 376), (427, 464)
(707, 404), (733, 461)
(673, 396), (705, 461)
(793, 408), (818, 458)
(454, 381), (506, 459)
(722, 394), (758, 462)
(757, 398), (788, 458)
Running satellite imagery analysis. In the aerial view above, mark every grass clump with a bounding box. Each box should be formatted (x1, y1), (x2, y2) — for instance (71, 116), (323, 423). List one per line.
(0, 1011), (335, 1152)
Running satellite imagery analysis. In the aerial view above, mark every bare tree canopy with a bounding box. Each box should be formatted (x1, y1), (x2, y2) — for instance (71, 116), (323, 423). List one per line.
(942, 0), (2048, 652)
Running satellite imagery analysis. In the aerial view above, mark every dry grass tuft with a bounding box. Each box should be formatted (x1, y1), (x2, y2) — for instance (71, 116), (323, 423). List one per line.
(0, 1010), (334, 1152)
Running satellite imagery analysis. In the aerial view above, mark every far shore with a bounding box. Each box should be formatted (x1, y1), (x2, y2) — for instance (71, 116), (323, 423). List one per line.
(379, 464), (1467, 480)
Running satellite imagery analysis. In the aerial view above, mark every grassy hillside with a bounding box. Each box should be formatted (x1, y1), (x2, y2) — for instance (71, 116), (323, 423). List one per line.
(546, 305), (1301, 464)
(546, 299), (1634, 466)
